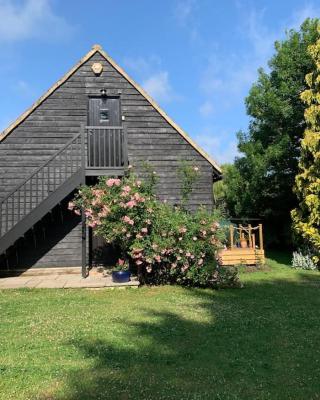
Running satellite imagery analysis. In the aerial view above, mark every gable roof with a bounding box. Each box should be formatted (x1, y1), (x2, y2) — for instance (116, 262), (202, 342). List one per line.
(0, 44), (222, 176)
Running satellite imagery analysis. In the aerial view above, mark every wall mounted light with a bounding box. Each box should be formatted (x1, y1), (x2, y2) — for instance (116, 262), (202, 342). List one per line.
(100, 88), (107, 97)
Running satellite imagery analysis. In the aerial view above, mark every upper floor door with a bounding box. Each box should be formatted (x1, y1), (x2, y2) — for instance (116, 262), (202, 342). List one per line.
(88, 96), (121, 126)
(87, 96), (123, 168)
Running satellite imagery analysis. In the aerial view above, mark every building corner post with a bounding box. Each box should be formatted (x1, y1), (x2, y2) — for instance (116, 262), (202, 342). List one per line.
(80, 123), (87, 278)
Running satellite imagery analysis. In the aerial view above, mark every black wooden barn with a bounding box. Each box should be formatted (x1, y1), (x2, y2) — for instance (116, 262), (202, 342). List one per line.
(0, 45), (221, 276)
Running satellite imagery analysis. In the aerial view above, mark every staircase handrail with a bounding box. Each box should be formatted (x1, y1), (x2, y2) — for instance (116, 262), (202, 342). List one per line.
(0, 131), (82, 205)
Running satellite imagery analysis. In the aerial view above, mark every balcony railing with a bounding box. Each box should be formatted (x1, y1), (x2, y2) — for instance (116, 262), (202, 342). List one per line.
(86, 126), (128, 172)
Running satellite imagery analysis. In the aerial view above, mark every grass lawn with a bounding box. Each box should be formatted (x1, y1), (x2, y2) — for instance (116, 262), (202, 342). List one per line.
(1, 252), (320, 400)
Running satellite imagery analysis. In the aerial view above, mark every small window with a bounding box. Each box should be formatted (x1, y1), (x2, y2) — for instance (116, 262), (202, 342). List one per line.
(100, 108), (109, 121)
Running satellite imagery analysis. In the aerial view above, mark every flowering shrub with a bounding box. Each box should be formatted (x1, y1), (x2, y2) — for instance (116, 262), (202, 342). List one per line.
(114, 258), (129, 271)
(69, 171), (238, 287)
(292, 250), (318, 270)
(177, 161), (200, 207)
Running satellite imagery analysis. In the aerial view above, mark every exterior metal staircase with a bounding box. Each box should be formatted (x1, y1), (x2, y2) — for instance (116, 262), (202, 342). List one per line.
(0, 130), (85, 256)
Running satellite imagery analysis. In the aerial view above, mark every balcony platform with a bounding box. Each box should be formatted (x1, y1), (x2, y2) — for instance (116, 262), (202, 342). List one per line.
(85, 167), (126, 176)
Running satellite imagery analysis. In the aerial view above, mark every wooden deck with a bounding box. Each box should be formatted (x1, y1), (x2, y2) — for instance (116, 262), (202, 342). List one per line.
(218, 248), (265, 266)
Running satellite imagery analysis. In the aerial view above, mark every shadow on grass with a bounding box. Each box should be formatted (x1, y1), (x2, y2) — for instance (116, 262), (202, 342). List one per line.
(40, 274), (320, 400)
(265, 249), (292, 266)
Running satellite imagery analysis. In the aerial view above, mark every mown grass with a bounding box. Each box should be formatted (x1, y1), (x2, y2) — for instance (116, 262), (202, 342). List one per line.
(1, 252), (320, 400)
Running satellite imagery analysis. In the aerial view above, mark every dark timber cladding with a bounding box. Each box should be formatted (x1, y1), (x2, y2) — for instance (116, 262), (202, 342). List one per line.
(0, 45), (221, 270)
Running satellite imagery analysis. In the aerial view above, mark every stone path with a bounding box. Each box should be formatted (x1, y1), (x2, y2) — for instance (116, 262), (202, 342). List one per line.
(0, 274), (139, 289)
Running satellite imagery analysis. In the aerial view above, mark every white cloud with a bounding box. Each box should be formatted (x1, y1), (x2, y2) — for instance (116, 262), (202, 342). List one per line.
(0, 0), (73, 42)
(174, 0), (196, 27)
(123, 55), (162, 76)
(199, 100), (214, 117)
(199, 3), (319, 116)
(195, 129), (239, 164)
(142, 71), (175, 103)
(173, 0), (202, 45)
(194, 2), (320, 161)
(287, 3), (320, 31)
(124, 55), (178, 103)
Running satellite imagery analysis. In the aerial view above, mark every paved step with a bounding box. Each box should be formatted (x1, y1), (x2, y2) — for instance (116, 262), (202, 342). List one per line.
(0, 274), (140, 289)
(0, 267), (81, 277)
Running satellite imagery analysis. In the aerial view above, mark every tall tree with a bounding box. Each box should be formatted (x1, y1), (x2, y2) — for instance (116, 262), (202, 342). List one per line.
(223, 18), (319, 247)
(291, 28), (320, 263)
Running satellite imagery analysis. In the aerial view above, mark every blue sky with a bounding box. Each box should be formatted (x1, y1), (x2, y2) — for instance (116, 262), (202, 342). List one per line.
(0, 0), (319, 165)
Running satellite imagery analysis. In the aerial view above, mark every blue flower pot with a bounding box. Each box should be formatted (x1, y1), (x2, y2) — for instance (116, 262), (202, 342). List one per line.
(112, 270), (131, 283)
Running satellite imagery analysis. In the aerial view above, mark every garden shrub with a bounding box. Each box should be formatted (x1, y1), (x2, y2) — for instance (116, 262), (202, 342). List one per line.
(69, 168), (239, 288)
(291, 250), (319, 270)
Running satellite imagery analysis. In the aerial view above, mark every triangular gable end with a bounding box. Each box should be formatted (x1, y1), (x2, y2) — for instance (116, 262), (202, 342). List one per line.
(0, 44), (222, 176)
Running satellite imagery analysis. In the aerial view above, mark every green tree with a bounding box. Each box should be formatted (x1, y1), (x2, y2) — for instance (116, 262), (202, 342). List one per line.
(223, 18), (319, 247)
(291, 28), (320, 264)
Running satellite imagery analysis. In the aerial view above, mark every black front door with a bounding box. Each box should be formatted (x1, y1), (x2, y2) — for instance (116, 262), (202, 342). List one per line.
(88, 97), (121, 126)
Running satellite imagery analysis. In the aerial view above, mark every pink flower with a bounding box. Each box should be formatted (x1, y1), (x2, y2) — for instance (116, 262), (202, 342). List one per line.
(106, 178), (121, 187)
(74, 209), (81, 216)
(193, 166), (199, 172)
(171, 263), (177, 269)
(128, 165), (133, 169)
(126, 233), (131, 238)
(136, 233), (143, 239)
(92, 189), (104, 197)
(141, 227), (148, 234)
(177, 256), (182, 261)
(122, 185), (131, 193)
(154, 255), (161, 263)
(198, 259), (204, 266)
(146, 266), (152, 273)
(118, 258), (125, 266)
(210, 222), (220, 231)
(152, 244), (158, 250)
(186, 252), (191, 257)
(145, 219), (151, 225)
(136, 260), (143, 265)
(193, 236), (198, 241)
(106, 178), (115, 187)
(68, 201), (75, 210)
(98, 206), (110, 217)
(85, 209), (93, 217)
(126, 200), (137, 209)
(136, 180), (142, 187)
(179, 227), (187, 234)
(133, 193), (145, 203)
(123, 216), (134, 225)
